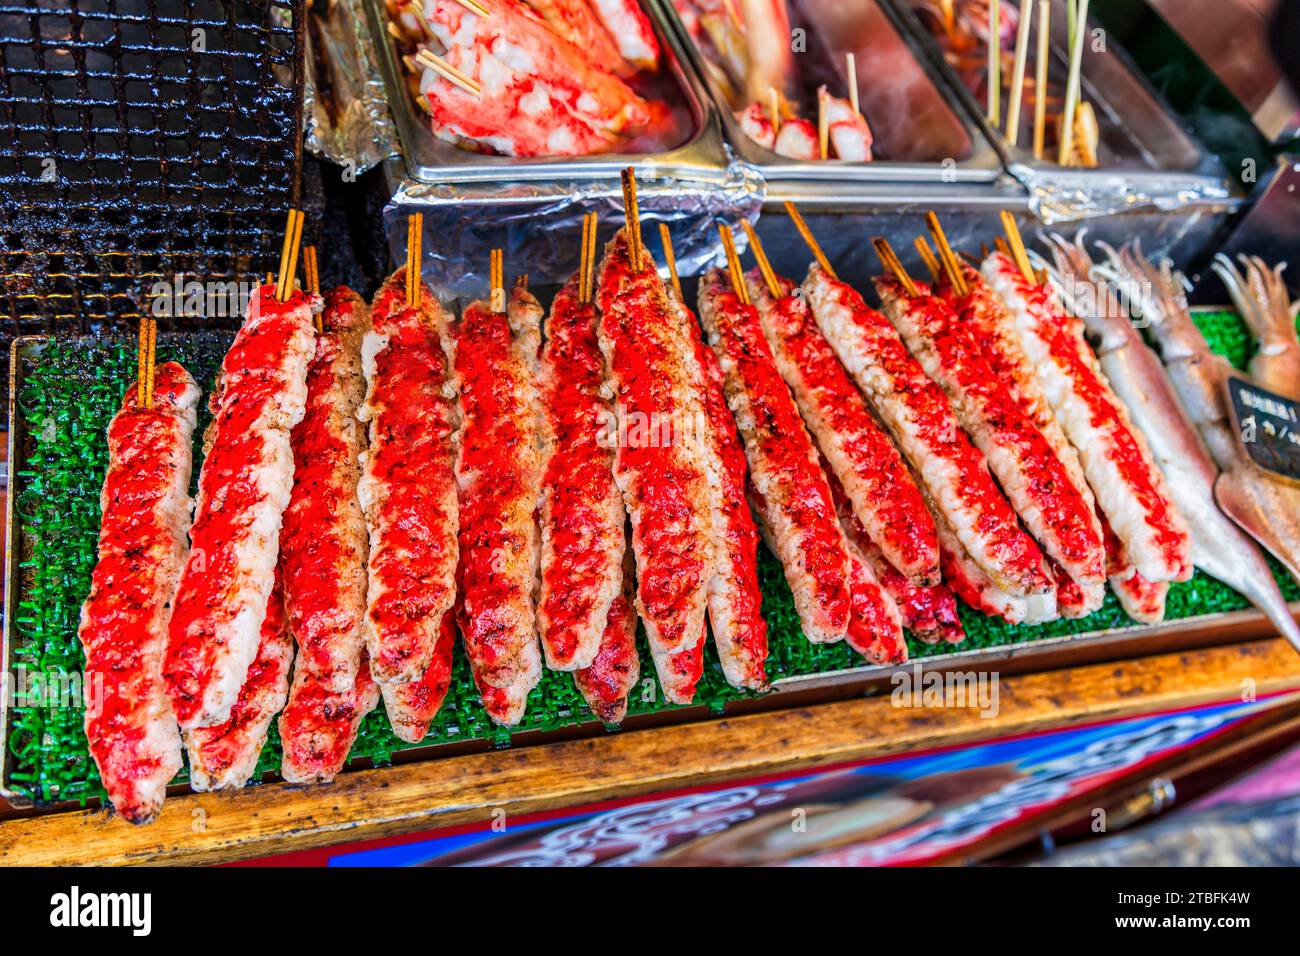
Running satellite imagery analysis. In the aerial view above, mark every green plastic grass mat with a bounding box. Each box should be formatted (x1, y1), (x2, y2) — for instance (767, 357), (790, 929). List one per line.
(5, 311), (1299, 807)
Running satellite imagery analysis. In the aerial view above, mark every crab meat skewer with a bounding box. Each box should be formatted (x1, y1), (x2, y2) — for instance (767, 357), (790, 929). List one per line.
(358, 270), (460, 685)
(803, 263), (1052, 597)
(982, 251), (1192, 583)
(537, 274), (626, 671)
(451, 287), (546, 726)
(594, 230), (714, 657)
(875, 276), (1104, 588)
(748, 268), (939, 587)
(697, 267), (853, 645)
(78, 362), (199, 824)
(164, 285), (315, 729)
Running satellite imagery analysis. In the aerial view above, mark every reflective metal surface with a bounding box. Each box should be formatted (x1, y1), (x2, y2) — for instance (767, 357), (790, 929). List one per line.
(655, 0), (1006, 182)
(890, 0), (1237, 221)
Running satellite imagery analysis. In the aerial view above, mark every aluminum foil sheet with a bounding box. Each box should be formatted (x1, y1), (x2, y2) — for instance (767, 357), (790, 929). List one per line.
(386, 162), (766, 299)
(303, 0), (398, 174)
(1018, 165), (1236, 225)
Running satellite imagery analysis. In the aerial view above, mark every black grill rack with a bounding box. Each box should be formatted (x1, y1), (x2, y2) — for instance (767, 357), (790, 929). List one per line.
(0, 0), (306, 396)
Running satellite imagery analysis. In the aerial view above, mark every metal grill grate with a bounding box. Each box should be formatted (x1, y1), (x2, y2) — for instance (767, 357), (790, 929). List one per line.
(0, 0), (305, 391)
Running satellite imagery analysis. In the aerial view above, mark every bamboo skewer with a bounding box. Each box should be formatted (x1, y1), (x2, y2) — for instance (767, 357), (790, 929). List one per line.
(275, 208), (305, 303)
(406, 212), (424, 309)
(1057, 0), (1089, 166)
(1004, 0), (1033, 147)
(1000, 210), (1038, 285)
(924, 211), (967, 297)
(146, 317), (156, 405)
(872, 237), (919, 298)
(579, 212), (599, 305)
(718, 224), (750, 305)
(620, 167), (645, 271)
(914, 236), (942, 281)
(450, 0), (490, 19)
(846, 52), (859, 115)
(987, 0), (1000, 128)
(415, 49), (481, 97)
(994, 235), (1013, 259)
(924, 229), (965, 292)
(137, 318), (148, 407)
(741, 220), (781, 300)
(304, 245), (322, 331)
(658, 222), (682, 301)
(1033, 0), (1050, 159)
(136, 315), (159, 409)
(768, 85), (781, 137)
(817, 88), (829, 160)
(783, 200), (835, 279)
(304, 245), (319, 296)
(490, 248), (505, 312)
(721, 0), (742, 32)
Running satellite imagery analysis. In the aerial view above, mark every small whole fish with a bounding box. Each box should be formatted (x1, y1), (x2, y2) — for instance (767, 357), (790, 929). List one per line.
(1064, 237), (1300, 651)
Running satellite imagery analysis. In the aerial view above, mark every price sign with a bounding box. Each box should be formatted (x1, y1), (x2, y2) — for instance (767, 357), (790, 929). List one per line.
(1227, 376), (1300, 483)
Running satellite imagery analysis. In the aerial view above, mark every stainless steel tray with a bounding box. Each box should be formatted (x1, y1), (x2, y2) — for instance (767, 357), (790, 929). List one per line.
(653, 0), (1005, 183)
(363, 0), (732, 184)
(887, 0), (1236, 220)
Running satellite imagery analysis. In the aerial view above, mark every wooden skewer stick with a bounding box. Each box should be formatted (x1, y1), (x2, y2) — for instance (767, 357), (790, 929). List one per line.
(275, 208), (305, 303)
(872, 237), (919, 298)
(516, 274), (528, 290)
(987, 0), (1000, 128)
(718, 225), (750, 305)
(145, 317), (157, 408)
(404, 0), (433, 39)
(817, 88), (829, 160)
(578, 212), (594, 305)
(304, 245), (319, 296)
(999, 210), (1038, 285)
(1033, 0), (1050, 159)
(303, 245), (322, 331)
(914, 236), (941, 281)
(406, 212), (424, 308)
(994, 236), (1012, 259)
(741, 220), (781, 300)
(137, 317), (149, 408)
(585, 212), (599, 304)
(768, 85), (781, 137)
(451, 0), (491, 17)
(620, 167), (645, 271)
(924, 211), (967, 297)
(846, 52), (859, 115)
(1057, 0), (1089, 166)
(721, 0), (742, 32)
(1004, 0), (1033, 147)
(415, 49), (481, 97)
(783, 200), (835, 279)
(490, 248), (505, 313)
(658, 222), (682, 301)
